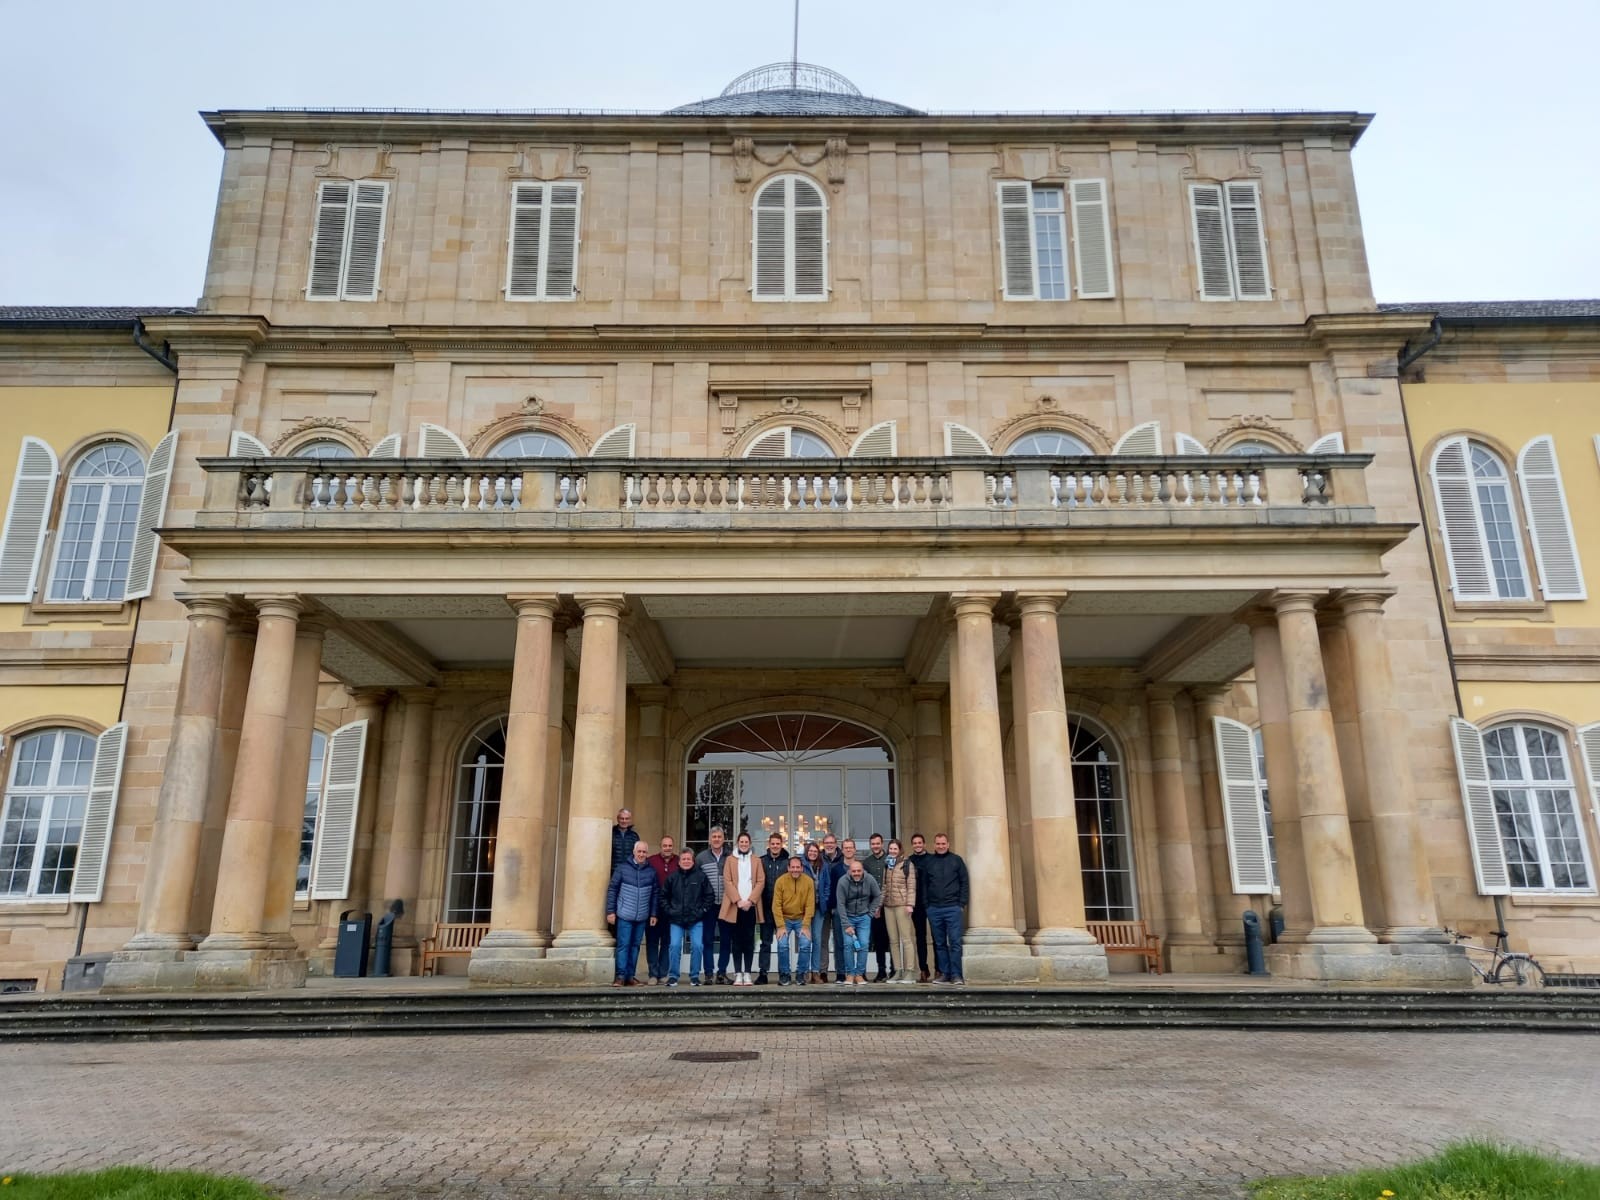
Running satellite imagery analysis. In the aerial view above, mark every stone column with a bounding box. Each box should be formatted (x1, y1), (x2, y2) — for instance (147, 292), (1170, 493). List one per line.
(377, 688), (436, 957)
(1336, 590), (1467, 981)
(190, 616), (256, 937)
(911, 686), (949, 840)
(1147, 686), (1209, 967)
(950, 594), (1036, 982)
(1192, 685), (1253, 958)
(104, 596), (231, 989)
(544, 595), (627, 983)
(1015, 594), (1107, 980)
(1244, 611), (1314, 936)
(633, 686), (670, 844)
(342, 689), (392, 917)
(265, 615), (328, 937)
(1318, 611), (1383, 927)
(1004, 619), (1036, 936)
(540, 621), (571, 937)
(471, 596), (560, 983)
(945, 613), (966, 840)
(194, 596), (309, 989)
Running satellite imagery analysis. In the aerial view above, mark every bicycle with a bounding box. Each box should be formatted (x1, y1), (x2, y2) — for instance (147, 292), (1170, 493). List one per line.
(1447, 927), (1546, 986)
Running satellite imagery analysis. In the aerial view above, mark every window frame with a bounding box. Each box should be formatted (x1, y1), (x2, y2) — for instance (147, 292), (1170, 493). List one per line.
(305, 179), (390, 302)
(750, 174), (830, 303)
(1430, 436), (1538, 606)
(0, 728), (96, 901)
(503, 181), (583, 302)
(1188, 180), (1273, 302)
(1482, 721), (1597, 896)
(45, 440), (145, 605)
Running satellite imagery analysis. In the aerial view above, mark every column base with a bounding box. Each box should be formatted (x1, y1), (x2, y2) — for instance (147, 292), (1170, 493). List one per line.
(467, 930), (553, 985)
(1265, 941), (1474, 986)
(104, 946), (308, 992)
(470, 930), (612, 987)
(1029, 928), (1110, 982)
(961, 926), (1043, 984)
(1379, 925), (1451, 945)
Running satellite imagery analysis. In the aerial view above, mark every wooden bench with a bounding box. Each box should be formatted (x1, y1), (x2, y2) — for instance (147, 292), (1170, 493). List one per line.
(419, 922), (490, 976)
(1087, 919), (1163, 974)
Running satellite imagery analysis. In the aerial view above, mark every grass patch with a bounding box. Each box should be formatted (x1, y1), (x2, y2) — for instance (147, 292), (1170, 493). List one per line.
(1251, 1141), (1600, 1199)
(0, 1168), (275, 1199)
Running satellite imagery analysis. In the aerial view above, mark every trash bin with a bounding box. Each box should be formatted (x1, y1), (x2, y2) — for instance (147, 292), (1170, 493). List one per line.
(334, 910), (372, 978)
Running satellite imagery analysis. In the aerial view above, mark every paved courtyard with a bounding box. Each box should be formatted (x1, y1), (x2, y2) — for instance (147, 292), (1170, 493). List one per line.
(2, 1028), (1595, 1198)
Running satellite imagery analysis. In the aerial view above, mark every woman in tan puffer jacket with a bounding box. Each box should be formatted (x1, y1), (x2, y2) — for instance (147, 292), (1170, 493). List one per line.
(881, 838), (918, 984)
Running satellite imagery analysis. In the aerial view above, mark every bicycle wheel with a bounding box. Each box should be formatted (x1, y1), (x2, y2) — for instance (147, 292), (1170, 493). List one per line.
(1491, 956), (1546, 987)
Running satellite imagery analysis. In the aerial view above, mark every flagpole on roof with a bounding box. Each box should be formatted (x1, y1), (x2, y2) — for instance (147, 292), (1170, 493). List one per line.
(791, 0), (800, 90)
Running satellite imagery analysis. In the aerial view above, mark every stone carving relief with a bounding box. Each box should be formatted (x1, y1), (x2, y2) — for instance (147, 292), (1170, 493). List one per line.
(1180, 145), (1264, 181)
(506, 143), (590, 180)
(467, 396), (592, 455)
(732, 136), (849, 191)
(989, 144), (1073, 181)
(989, 399), (1113, 454)
(723, 409), (851, 458)
(269, 417), (371, 455)
(1207, 417), (1301, 453)
(711, 382), (868, 441)
(313, 143), (397, 180)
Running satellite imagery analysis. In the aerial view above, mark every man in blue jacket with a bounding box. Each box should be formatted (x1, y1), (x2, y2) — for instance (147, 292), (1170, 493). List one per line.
(606, 840), (659, 987)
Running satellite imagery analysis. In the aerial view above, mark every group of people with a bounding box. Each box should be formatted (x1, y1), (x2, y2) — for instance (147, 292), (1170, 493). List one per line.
(605, 808), (973, 989)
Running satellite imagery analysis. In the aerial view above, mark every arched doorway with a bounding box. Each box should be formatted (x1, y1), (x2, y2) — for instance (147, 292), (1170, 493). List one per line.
(1069, 715), (1139, 921)
(685, 714), (895, 849)
(443, 717), (506, 922)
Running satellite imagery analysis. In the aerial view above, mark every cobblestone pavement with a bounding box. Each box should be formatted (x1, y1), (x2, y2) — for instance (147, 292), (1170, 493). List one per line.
(2, 1028), (1596, 1198)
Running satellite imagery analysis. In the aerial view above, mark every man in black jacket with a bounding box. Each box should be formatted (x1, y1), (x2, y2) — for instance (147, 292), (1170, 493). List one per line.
(660, 849), (715, 987)
(754, 832), (791, 985)
(610, 808), (639, 871)
(917, 833), (970, 985)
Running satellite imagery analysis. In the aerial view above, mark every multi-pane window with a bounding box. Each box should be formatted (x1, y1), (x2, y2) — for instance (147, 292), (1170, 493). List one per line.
(48, 443), (144, 603)
(445, 719), (505, 922)
(997, 180), (1114, 301)
(489, 432), (575, 458)
(0, 729), (94, 899)
(1007, 430), (1090, 456)
(1483, 723), (1594, 893)
(1070, 716), (1137, 921)
(752, 175), (828, 301)
(1471, 446), (1530, 598)
(505, 183), (582, 301)
(742, 426), (836, 458)
(296, 730), (328, 898)
(1189, 181), (1271, 301)
(293, 440), (356, 460)
(306, 181), (389, 301)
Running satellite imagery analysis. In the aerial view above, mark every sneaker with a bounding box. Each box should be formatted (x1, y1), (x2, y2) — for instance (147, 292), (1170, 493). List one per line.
(715, 972), (731, 986)
(932, 973), (949, 984)
(778, 976), (791, 987)
(949, 977), (965, 986)
(690, 978), (701, 988)
(667, 978), (679, 988)
(835, 975), (849, 985)
(795, 976), (806, 986)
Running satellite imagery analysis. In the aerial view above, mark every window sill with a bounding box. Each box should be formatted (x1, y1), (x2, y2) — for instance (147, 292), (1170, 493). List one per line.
(1447, 598), (1549, 621)
(23, 599), (135, 625)
(1508, 891), (1600, 909)
(0, 899), (73, 915)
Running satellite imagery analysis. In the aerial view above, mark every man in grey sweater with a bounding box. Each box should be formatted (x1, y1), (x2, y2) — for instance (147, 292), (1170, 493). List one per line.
(834, 858), (882, 987)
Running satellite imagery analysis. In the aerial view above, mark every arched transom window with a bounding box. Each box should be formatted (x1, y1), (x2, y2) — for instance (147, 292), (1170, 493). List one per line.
(1069, 716), (1138, 921)
(1431, 439), (1533, 601)
(1483, 722), (1594, 893)
(1007, 430), (1091, 457)
(489, 432), (576, 458)
(752, 175), (828, 301)
(0, 728), (95, 898)
(293, 440), (357, 460)
(48, 442), (145, 602)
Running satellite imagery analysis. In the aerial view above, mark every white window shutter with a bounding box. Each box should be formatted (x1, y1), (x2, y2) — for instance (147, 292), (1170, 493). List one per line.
(996, 182), (1036, 300)
(1307, 432), (1346, 454)
(1189, 184), (1234, 300)
(368, 433), (403, 457)
(746, 428), (791, 459)
(753, 180), (789, 298)
(943, 423), (991, 456)
(1430, 436), (1494, 601)
(1224, 181), (1271, 299)
(0, 437), (59, 603)
(125, 431), (177, 601)
(229, 431), (272, 458)
(1113, 421), (1162, 455)
(70, 722), (128, 903)
(1213, 717), (1274, 893)
(340, 182), (388, 300)
(590, 423), (637, 459)
(506, 183), (546, 299)
(1577, 722), (1600, 830)
(792, 179), (826, 298)
(544, 184), (582, 299)
(849, 420), (898, 457)
(1070, 178), (1114, 299)
(1516, 435), (1585, 600)
(418, 424), (468, 459)
(307, 182), (351, 299)
(1449, 717), (1510, 896)
(309, 719), (369, 901)
(1173, 433), (1208, 455)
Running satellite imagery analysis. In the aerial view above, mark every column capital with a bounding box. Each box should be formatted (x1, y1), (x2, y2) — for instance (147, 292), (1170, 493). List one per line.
(1238, 605), (1278, 631)
(246, 594), (304, 622)
(1333, 586), (1398, 617)
(1269, 589), (1327, 617)
(911, 683), (948, 704)
(174, 593), (233, 622)
(950, 592), (1002, 620)
(1145, 683), (1183, 705)
(1187, 684), (1233, 710)
(1014, 591), (1068, 618)
(573, 593), (628, 620)
(347, 687), (393, 709)
(506, 594), (561, 620)
(397, 685), (439, 707)
(295, 613), (333, 640)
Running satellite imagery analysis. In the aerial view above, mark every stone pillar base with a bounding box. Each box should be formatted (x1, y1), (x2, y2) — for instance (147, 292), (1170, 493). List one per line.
(1030, 928), (1110, 982)
(961, 927), (1042, 984)
(1266, 941), (1473, 986)
(467, 932), (552, 985)
(1380, 926), (1452, 945)
(470, 932), (612, 987)
(103, 947), (308, 992)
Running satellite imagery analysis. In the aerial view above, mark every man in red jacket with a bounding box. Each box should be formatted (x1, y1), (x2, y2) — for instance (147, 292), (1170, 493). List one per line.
(644, 834), (679, 984)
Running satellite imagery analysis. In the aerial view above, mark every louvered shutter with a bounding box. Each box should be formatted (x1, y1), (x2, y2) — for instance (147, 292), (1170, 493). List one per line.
(544, 184), (581, 299)
(1449, 717), (1510, 895)
(309, 719), (368, 901)
(0, 437), (58, 603)
(1577, 722), (1600, 828)
(1070, 178), (1114, 299)
(997, 182), (1036, 300)
(1224, 182), (1271, 299)
(1213, 717), (1274, 893)
(1173, 433), (1208, 455)
(1189, 184), (1234, 300)
(506, 183), (546, 299)
(340, 182), (388, 300)
(417, 424), (468, 459)
(307, 182), (351, 299)
(1430, 437), (1494, 600)
(943, 423), (991, 456)
(1113, 421), (1162, 455)
(753, 179), (789, 298)
(1307, 432), (1346, 454)
(792, 179), (826, 298)
(590, 423), (636, 459)
(69, 722), (128, 903)
(746, 428), (790, 458)
(849, 420), (897, 457)
(368, 433), (403, 457)
(125, 431), (177, 601)
(229, 431), (272, 458)
(1516, 435), (1586, 600)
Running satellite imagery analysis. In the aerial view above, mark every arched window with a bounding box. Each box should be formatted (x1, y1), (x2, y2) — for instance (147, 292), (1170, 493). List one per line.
(296, 730), (328, 898)
(752, 175), (828, 301)
(292, 440), (357, 460)
(488, 432), (576, 458)
(1482, 722), (1594, 893)
(742, 426), (837, 459)
(1226, 439), (1281, 456)
(1431, 437), (1566, 603)
(48, 442), (145, 602)
(1069, 716), (1138, 921)
(0, 728), (96, 898)
(445, 718), (506, 922)
(1007, 430), (1091, 457)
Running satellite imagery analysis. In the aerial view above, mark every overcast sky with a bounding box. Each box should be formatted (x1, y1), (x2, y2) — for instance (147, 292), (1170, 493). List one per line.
(2, 0), (1596, 306)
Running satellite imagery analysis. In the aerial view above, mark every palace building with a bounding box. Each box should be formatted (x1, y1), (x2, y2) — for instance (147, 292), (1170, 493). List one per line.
(0, 63), (1594, 992)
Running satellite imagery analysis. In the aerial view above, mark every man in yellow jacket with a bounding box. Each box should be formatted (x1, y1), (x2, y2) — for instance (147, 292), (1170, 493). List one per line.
(770, 855), (816, 987)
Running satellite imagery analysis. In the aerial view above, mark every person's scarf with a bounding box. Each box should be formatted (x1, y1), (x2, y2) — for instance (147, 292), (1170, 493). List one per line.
(736, 851), (754, 902)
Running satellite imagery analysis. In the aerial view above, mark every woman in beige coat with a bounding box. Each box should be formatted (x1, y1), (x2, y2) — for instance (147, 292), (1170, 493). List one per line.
(881, 838), (918, 984)
(719, 831), (766, 986)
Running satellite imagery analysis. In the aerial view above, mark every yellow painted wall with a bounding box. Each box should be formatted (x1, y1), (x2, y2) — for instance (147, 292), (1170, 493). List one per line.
(1406, 382), (1600, 631)
(0, 684), (123, 733)
(0, 385), (172, 632)
(1461, 681), (1600, 729)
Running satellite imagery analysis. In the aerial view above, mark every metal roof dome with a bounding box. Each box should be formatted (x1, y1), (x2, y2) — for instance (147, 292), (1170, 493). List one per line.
(668, 62), (922, 117)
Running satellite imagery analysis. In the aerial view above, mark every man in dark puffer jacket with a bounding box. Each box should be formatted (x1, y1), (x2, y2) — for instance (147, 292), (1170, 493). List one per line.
(606, 840), (658, 987)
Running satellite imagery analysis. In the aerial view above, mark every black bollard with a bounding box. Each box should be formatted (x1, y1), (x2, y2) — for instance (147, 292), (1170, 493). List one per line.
(372, 898), (403, 978)
(1242, 910), (1268, 976)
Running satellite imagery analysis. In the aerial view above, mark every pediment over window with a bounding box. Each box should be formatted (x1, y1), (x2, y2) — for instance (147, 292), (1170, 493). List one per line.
(710, 379), (870, 439)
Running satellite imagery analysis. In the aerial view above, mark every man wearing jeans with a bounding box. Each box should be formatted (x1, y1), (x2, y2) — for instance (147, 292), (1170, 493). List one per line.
(770, 854), (815, 986)
(644, 834), (678, 984)
(918, 833), (970, 985)
(834, 858), (882, 987)
(661, 848), (713, 987)
(695, 826), (733, 984)
(755, 832), (790, 984)
(605, 840), (659, 987)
